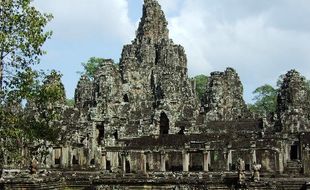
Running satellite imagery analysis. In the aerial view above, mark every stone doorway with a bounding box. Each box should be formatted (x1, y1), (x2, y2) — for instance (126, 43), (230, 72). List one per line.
(290, 144), (299, 160)
(160, 112), (169, 135)
(125, 160), (131, 173)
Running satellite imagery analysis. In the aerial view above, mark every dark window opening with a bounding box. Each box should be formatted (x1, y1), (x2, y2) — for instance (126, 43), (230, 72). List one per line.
(80, 137), (85, 144)
(54, 158), (60, 165)
(90, 159), (95, 165)
(106, 160), (111, 171)
(146, 163), (150, 171)
(160, 112), (169, 135)
(72, 156), (79, 165)
(178, 126), (185, 135)
(231, 164), (236, 171)
(96, 124), (104, 145)
(290, 144), (299, 160)
(125, 160), (131, 173)
(155, 49), (159, 65)
(245, 164), (250, 171)
(150, 72), (155, 92)
(113, 130), (118, 140)
(156, 84), (164, 100)
(123, 94), (129, 102)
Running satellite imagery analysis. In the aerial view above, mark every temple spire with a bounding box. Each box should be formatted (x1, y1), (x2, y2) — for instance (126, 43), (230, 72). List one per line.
(136, 0), (169, 44)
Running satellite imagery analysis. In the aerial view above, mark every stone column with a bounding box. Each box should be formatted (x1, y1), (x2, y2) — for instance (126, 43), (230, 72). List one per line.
(122, 152), (127, 173)
(227, 150), (232, 171)
(284, 144), (289, 167)
(182, 150), (190, 172)
(148, 152), (154, 171)
(102, 151), (107, 170)
(61, 147), (69, 168)
(141, 151), (147, 174)
(204, 144), (211, 172)
(203, 151), (209, 172)
(278, 151), (284, 174)
(160, 151), (166, 172)
(51, 148), (55, 167)
(251, 143), (257, 172)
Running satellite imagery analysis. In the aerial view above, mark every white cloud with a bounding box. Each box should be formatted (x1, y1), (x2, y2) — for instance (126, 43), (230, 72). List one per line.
(162, 0), (310, 102)
(30, 0), (310, 102)
(33, 0), (135, 43)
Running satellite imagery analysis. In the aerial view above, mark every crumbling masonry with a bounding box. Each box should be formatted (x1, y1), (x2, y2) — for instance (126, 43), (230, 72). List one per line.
(50, 0), (310, 179)
(2, 0), (310, 189)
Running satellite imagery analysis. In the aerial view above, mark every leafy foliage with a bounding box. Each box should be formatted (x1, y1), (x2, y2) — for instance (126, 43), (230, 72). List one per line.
(0, 0), (55, 166)
(79, 57), (113, 80)
(194, 75), (208, 101)
(26, 70), (65, 142)
(66, 98), (75, 107)
(0, 0), (53, 90)
(248, 84), (277, 116)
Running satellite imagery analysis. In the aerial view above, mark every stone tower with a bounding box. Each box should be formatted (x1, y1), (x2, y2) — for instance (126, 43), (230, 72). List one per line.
(204, 68), (251, 121)
(118, 0), (199, 137)
(74, 0), (200, 144)
(276, 70), (310, 132)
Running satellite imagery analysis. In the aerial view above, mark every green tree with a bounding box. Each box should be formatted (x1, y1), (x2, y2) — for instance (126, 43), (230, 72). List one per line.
(194, 74), (208, 101)
(248, 84), (277, 116)
(0, 0), (52, 91)
(0, 0), (52, 166)
(26, 70), (65, 142)
(79, 57), (114, 80)
(66, 98), (75, 107)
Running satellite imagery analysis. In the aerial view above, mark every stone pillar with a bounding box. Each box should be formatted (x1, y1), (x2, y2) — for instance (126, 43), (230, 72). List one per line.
(122, 152), (127, 173)
(204, 144), (211, 172)
(148, 152), (154, 171)
(203, 151), (209, 172)
(141, 151), (147, 174)
(227, 150), (232, 171)
(278, 151), (284, 174)
(182, 150), (189, 172)
(102, 151), (107, 170)
(160, 151), (166, 172)
(61, 147), (69, 168)
(251, 142), (257, 171)
(51, 148), (55, 167)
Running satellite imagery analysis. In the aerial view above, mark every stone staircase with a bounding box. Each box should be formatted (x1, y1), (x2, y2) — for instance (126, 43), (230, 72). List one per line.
(286, 161), (302, 175)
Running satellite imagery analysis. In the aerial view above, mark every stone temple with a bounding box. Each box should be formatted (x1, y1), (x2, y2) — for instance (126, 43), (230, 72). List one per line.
(2, 0), (310, 189)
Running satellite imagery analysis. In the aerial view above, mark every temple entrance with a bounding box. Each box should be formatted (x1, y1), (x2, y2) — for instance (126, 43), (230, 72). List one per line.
(125, 160), (131, 173)
(160, 112), (169, 135)
(96, 124), (104, 145)
(290, 144), (299, 160)
(72, 155), (79, 165)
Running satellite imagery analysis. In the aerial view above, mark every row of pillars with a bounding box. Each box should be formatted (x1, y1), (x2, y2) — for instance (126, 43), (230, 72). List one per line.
(99, 150), (211, 173)
(117, 150), (211, 173)
(100, 146), (284, 174)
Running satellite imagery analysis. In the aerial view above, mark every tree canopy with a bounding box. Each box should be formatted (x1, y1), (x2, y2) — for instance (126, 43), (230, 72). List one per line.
(0, 0), (56, 166)
(248, 84), (277, 116)
(193, 74), (208, 101)
(80, 57), (113, 80)
(0, 0), (52, 91)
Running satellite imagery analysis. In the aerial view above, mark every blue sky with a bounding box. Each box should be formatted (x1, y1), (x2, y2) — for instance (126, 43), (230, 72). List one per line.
(33, 0), (310, 103)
